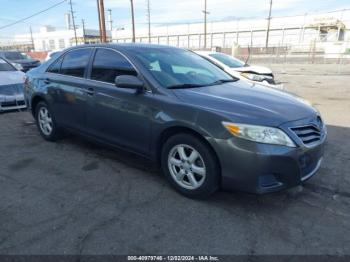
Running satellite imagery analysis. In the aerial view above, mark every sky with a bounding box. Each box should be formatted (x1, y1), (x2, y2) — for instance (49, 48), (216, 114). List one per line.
(0, 0), (349, 40)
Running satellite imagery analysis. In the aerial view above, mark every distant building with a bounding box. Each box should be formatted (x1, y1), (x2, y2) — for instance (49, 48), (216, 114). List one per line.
(112, 9), (350, 51)
(12, 26), (111, 52)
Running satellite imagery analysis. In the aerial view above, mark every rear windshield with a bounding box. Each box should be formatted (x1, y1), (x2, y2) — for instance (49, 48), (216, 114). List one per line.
(3, 52), (29, 60)
(0, 58), (16, 71)
(209, 53), (245, 68)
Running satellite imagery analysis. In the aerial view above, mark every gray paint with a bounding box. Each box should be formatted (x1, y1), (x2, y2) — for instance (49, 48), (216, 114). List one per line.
(25, 43), (326, 193)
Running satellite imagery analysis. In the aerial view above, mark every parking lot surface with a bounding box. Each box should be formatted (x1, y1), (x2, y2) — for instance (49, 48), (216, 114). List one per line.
(0, 65), (350, 255)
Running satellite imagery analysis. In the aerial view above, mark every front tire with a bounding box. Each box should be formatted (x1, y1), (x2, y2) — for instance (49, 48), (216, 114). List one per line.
(35, 101), (61, 141)
(161, 133), (220, 199)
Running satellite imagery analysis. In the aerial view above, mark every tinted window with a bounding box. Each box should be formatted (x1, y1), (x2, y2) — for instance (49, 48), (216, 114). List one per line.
(61, 48), (92, 78)
(91, 49), (137, 83)
(47, 56), (63, 74)
(209, 53), (245, 68)
(0, 58), (16, 71)
(3, 52), (28, 60)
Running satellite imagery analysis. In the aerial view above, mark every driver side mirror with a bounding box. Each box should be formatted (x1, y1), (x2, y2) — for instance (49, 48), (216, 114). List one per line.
(115, 75), (144, 93)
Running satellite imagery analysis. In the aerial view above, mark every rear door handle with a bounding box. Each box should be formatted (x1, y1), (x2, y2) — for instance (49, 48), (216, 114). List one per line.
(85, 87), (95, 96)
(43, 78), (51, 84)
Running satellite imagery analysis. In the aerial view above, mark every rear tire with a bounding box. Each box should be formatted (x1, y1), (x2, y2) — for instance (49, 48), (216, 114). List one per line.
(161, 133), (220, 199)
(35, 101), (61, 141)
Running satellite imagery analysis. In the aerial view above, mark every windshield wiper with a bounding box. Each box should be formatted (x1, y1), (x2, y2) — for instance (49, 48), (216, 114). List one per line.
(209, 78), (238, 85)
(166, 83), (205, 89)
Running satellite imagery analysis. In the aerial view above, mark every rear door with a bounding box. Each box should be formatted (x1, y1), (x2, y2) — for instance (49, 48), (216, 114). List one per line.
(45, 48), (93, 130)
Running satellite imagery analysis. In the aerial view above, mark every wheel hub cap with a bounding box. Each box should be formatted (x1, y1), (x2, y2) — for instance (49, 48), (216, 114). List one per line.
(168, 144), (206, 190)
(38, 107), (53, 136)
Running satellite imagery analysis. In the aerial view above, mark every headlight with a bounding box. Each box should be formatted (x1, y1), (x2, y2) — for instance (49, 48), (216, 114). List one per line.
(12, 63), (23, 71)
(222, 122), (296, 147)
(241, 72), (271, 82)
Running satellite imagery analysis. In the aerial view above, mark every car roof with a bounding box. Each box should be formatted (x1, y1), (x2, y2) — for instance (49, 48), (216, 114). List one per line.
(194, 50), (217, 55)
(64, 43), (176, 53)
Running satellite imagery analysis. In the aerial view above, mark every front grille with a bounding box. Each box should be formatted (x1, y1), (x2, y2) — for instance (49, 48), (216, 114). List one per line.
(291, 125), (322, 145)
(1, 100), (25, 107)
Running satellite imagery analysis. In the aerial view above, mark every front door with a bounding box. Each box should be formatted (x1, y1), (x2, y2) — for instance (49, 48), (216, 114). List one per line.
(84, 48), (153, 155)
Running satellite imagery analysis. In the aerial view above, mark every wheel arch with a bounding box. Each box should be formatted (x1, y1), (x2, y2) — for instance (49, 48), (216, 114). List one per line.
(30, 95), (47, 117)
(155, 125), (221, 174)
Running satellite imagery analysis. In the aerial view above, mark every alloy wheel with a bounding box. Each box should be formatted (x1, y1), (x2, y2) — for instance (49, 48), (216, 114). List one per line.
(38, 107), (53, 136)
(167, 144), (206, 190)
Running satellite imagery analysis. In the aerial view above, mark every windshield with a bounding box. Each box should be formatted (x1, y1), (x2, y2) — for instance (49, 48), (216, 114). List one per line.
(209, 53), (245, 68)
(3, 52), (29, 60)
(132, 48), (234, 88)
(0, 58), (16, 71)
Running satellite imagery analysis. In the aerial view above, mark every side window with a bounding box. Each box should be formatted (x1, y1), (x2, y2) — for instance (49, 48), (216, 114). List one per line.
(61, 48), (92, 78)
(91, 49), (137, 84)
(47, 56), (63, 74)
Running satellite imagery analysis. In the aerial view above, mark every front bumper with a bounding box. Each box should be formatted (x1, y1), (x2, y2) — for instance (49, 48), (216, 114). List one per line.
(0, 95), (27, 112)
(215, 123), (326, 194)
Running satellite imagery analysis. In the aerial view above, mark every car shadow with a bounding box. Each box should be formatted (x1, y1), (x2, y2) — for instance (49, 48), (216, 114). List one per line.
(56, 124), (350, 209)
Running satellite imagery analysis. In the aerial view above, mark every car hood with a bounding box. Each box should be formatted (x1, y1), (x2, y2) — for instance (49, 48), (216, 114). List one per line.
(172, 80), (317, 127)
(234, 65), (272, 74)
(0, 71), (25, 98)
(0, 71), (24, 85)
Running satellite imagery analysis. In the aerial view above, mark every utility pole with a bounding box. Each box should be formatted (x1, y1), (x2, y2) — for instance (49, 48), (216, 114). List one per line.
(202, 0), (209, 48)
(146, 0), (151, 43)
(107, 9), (113, 31)
(97, 0), (102, 42)
(265, 0), (272, 50)
(81, 19), (86, 44)
(98, 0), (107, 42)
(69, 0), (78, 45)
(29, 26), (34, 51)
(130, 0), (136, 42)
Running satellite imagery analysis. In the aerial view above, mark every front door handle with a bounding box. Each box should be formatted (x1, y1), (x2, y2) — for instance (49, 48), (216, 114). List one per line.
(85, 87), (94, 96)
(43, 78), (50, 84)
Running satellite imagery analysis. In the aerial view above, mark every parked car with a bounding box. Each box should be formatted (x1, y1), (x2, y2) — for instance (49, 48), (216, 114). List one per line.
(0, 57), (26, 112)
(0, 51), (41, 72)
(25, 44), (326, 198)
(195, 51), (283, 89)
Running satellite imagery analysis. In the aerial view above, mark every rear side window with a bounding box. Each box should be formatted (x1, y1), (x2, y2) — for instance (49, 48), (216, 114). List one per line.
(47, 57), (63, 74)
(91, 48), (137, 84)
(60, 48), (92, 78)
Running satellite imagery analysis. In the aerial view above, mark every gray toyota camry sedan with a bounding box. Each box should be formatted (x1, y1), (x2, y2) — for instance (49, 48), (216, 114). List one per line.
(24, 44), (326, 198)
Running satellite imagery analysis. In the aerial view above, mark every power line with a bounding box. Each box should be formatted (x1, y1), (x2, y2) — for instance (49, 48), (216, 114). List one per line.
(69, 0), (78, 45)
(0, 0), (67, 30)
(146, 0), (151, 43)
(265, 0), (272, 49)
(107, 9), (113, 31)
(81, 19), (86, 43)
(130, 0), (136, 42)
(202, 0), (209, 48)
(97, 0), (107, 42)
